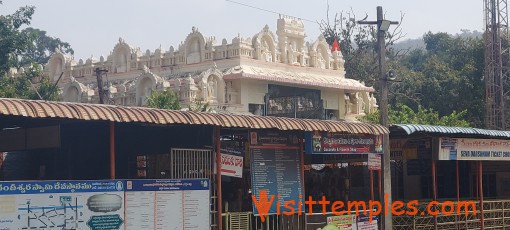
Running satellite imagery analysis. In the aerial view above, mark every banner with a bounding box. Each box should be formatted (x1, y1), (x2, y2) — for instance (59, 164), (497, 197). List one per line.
(439, 137), (510, 161)
(125, 179), (210, 230)
(221, 153), (243, 178)
(0, 180), (125, 230)
(305, 131), (383, 154)
(0, 179), (210, 230)
(326, 215), (357, 229)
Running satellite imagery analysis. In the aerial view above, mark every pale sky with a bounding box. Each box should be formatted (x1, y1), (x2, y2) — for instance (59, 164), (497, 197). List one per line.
(1, 0), (482, 61)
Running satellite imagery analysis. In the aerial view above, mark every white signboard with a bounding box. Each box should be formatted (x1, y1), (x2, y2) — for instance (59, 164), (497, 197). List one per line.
(439, 137), (510, 161)
(125, 179), (210, 230)
(357, 215), (379, 230)
(221, 153), (244, 178)
(368, 153), (381, 170)
(0, 180), (125, 230)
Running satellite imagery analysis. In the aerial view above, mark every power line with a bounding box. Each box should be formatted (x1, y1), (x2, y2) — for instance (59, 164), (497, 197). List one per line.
(225, 0), (318, 24)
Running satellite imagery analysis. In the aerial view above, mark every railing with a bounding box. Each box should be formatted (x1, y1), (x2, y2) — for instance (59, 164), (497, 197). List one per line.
(222, 212), (304, 230)
(307, 211), (373, 230)
(222, 210), (374, 230)
(393, 199), (510, 230)
(221, 200), (510, 230)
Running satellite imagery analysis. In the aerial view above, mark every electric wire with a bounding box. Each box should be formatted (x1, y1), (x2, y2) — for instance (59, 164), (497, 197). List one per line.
(225, 0), (319, 24)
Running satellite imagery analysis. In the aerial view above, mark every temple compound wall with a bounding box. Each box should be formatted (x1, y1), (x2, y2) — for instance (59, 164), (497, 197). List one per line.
(44, 16), (377, 121)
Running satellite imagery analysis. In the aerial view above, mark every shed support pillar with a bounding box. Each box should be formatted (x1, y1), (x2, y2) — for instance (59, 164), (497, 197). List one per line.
(110, 121), (115, 179)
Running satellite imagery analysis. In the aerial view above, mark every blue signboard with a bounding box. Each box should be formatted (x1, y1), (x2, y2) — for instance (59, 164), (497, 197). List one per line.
(250, 148), (304, 215)
(125, 179), (210, 191)
(0, 180), (126, 230)
(0, 180), (124, 195)
(305, 131), (383, 155)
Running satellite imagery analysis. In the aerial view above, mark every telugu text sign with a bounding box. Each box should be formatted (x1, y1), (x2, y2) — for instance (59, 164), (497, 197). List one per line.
(124, 179), (210, 230)
(0, 180), (125, 230)
(0, 179), (211, 230)
(221, 153), (243, 178)
(439, 137), (510, 161)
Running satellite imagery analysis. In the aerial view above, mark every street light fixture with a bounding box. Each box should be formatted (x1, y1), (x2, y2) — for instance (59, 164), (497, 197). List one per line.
(379, 20), (391, 32)
(386, 69), (397, 81)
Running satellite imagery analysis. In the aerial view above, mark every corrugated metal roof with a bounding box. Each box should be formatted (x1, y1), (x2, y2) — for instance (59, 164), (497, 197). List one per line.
(0, 98), (388, 134)
(391, 124), (510, 138)
(222, 66), (375, 92)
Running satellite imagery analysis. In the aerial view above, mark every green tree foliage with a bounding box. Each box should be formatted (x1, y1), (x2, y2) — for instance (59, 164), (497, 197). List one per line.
(18, 27), (74, 67)
(0, 63), (56, 100)
(188, 98), (214, 113)
(0, 3), (35, 75)
(145, 90), (216, 113)
(360, 105), (470, 127)
(0, 3), (71, 101)
(392, 32), (485, 127)
(146, 90), (181, 110)
(34, 75), (59, 101)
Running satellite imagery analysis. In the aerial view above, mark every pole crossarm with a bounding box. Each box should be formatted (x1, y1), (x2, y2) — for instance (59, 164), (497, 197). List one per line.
(357, 20), (399, 25)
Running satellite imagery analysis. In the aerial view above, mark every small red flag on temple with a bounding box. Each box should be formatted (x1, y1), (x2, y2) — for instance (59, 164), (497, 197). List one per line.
(331, 39), (340, 52)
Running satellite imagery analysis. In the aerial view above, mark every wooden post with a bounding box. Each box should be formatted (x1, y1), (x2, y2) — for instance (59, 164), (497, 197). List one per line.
(456, 161), (460, 230)
(378, 170), (382, 201)
(432, 159), (438, 230)
(476, 161), (479, 199)
(216, 126), (223, 230)
(299, 132), (306, 228)
(370, 170), (374, 202)
(479, 161), (484, 230)
(378, 169), (382, 224)
(110, 121), (115, 179)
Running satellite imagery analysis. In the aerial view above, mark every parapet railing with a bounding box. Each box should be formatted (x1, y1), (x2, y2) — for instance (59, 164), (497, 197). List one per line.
(221, 209), (376, 230)
(221, 199), (510, 230)
(393, 199), (510, 230)
(222, 212), (303, 230)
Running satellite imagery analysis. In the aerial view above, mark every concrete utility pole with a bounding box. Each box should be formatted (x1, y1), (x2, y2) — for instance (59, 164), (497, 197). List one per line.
(95, 68), (109, 104)
(358, 6), (398, 230)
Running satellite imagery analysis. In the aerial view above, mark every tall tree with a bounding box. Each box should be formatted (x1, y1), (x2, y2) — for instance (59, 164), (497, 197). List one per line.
(319, 5), (485, 127)
(0, 3), (72, 101)
(18, 27), (74, 67)
(318, 6), (405, 88)
(0, 3), (35, 76)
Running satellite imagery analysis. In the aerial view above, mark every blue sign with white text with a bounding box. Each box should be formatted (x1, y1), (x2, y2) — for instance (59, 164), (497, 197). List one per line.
(0, 180), (124, 195)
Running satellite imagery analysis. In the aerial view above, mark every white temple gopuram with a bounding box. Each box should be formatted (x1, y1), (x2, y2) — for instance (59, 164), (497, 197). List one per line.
(45, 16), (377, 121)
